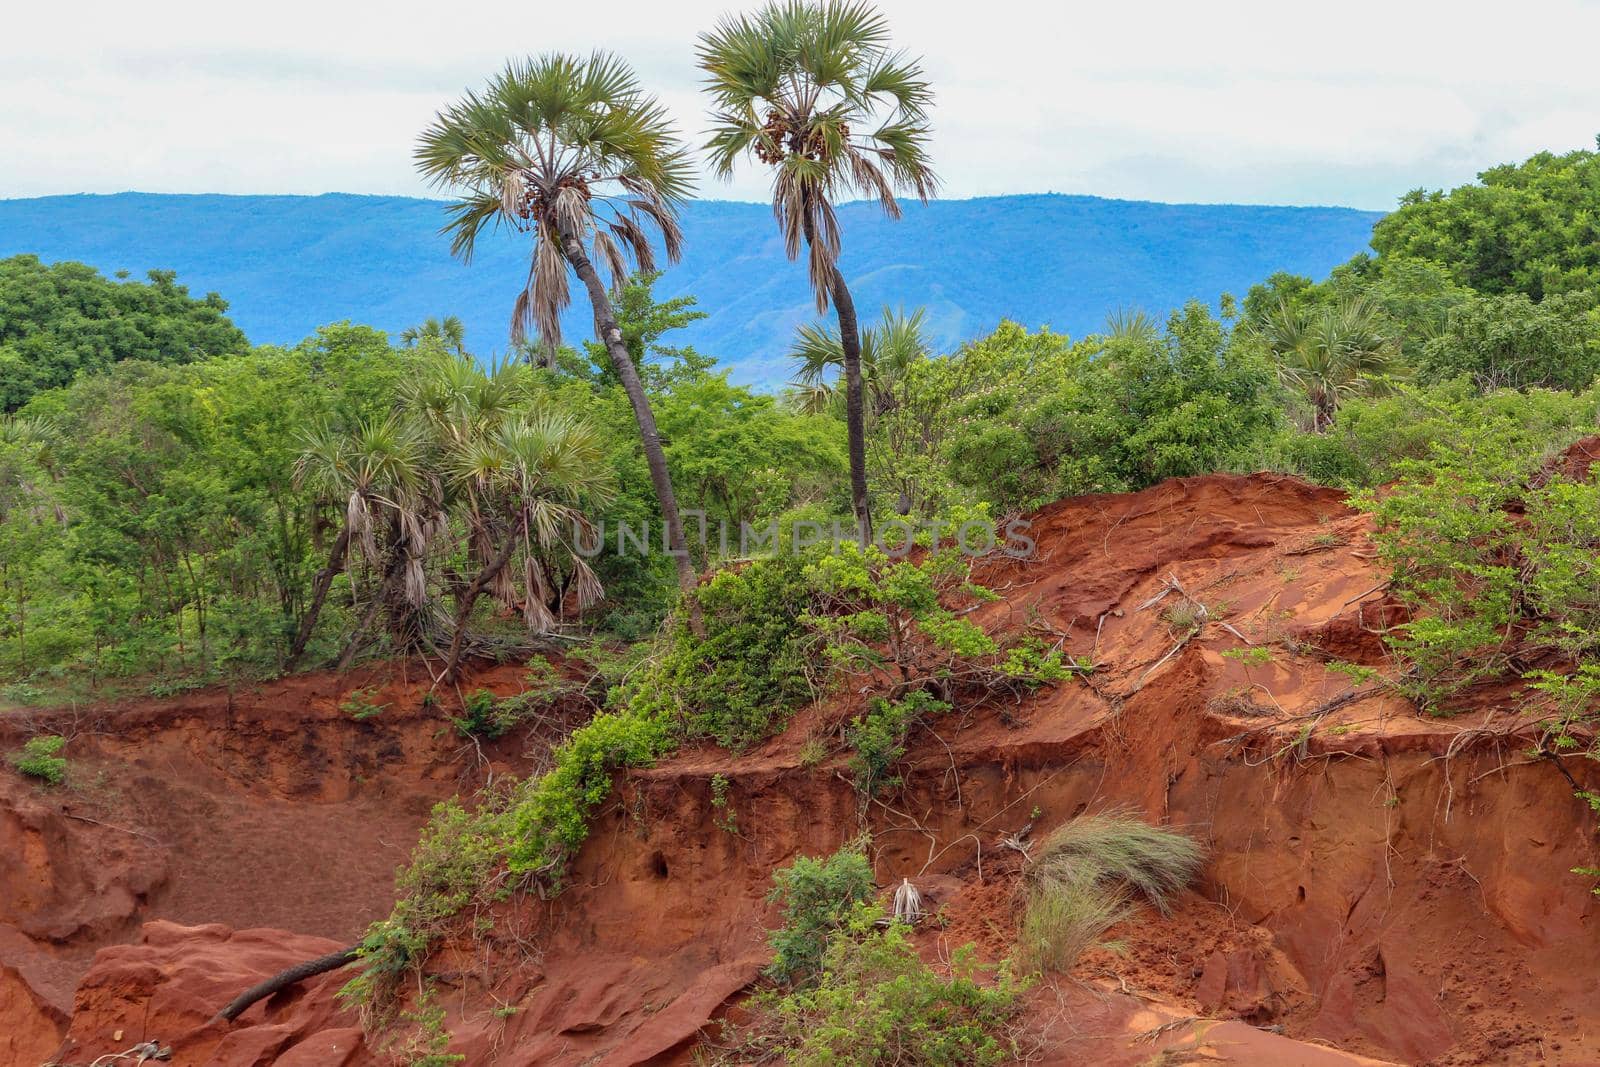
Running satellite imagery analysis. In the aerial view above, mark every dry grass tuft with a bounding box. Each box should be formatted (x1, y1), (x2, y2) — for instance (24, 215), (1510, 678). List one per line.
(1018, 813), (1205, 974)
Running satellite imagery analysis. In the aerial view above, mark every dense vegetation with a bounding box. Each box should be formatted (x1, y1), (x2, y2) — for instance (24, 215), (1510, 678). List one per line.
(3, 3), (1599, 1056)
(0, 254), (246, 411)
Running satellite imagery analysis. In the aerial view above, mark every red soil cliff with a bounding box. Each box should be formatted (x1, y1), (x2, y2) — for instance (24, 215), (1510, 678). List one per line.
(6, 471), (1597, 1066)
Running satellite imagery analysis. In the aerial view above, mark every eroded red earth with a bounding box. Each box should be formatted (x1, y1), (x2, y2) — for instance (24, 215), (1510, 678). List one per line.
(5, 468), (1597, 1066)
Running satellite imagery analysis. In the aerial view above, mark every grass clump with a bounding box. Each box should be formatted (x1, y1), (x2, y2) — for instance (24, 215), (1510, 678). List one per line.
(9, 734), (67, 785)
(1018, 813), (1204, 973)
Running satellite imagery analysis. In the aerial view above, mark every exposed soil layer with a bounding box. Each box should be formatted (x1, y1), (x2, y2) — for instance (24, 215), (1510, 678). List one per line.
(12, 468), (1600, 1066)
(0, 661), (573, 1065)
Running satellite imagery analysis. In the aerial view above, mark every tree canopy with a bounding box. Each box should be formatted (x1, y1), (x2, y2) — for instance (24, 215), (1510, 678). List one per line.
(1370, 144), (1600, 301)
(0, 254), (247, 411)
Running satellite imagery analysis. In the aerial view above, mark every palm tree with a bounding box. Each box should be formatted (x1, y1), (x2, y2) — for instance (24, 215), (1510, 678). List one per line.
(789, 306), (929, 417)
(290, 354), (614, 675)
(415, 52), (700, 608)
(699, 0), (937, 546)
(402, 351), (613, 676)
(400, 315), (468, 355)
(1254, 296), (1401, 431)
(437, 407), (613, 678)
(1105, 307), (1159, 344)
(289, 413), (428, 670)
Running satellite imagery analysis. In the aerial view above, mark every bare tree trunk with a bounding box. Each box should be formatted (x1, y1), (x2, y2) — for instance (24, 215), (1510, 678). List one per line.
(440, 533), (521, 681)
(285, 523), (350, 672)
(212, 944), (359, 1023)
(337, 550), (405, 672)
(557, 226), (702, 631)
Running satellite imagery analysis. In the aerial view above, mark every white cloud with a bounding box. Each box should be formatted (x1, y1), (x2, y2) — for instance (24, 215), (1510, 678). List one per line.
(2, 0), (1597, 209)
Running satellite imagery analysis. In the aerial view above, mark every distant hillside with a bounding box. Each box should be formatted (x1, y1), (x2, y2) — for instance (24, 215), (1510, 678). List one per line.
(0, 192), (1382, 385)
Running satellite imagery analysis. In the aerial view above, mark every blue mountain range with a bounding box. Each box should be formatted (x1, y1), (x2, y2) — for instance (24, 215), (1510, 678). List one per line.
(0, 192), (1382, 385)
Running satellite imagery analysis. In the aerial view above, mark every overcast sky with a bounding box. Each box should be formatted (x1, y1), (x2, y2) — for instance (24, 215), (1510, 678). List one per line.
(4, 0), (1598, 210)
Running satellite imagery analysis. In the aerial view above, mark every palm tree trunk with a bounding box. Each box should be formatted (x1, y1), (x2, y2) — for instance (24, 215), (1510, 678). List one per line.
(285, 523), (350, 672)
(828, 272), (873, 548)
(800, 205), (872, 548)
(556, 226), (702, 627)
(440, 533), (521, 681)
(337, 549), (406, 672)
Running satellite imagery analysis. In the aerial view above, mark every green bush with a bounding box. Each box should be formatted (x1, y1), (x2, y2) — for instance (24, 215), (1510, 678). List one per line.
(803, 542), (1069, 697)
(649, 554), (819, 750)
(1527, 663), (1600, 759)
(9, 734), (66, 785)
(1522, 478), (1600, 659)
(765, 844), (878, 984)
(1253, 379), (1600, 490)
(500, 704), (675, 877)
(343, 797), (512, 1016)
(1354, 419), (1534, 708)
(764, 905), (1027, 1067)
(341, 688), (388, 721)
(452, 689), (521, 741)
(1357, 413), (1600, 708)
(845, 691), (949, 797)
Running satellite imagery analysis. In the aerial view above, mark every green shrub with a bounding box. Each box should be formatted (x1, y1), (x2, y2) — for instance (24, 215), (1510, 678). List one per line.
(765, 844), (877, 984)
(343, 797), (511, 1016)
(385, 987), (464, 1067)
(451, 689), (523, 741)
(1527, 663), (1600, 758)
(803, 543), (1069, 697)
(708, 772), (738, 834)
(1522, 478), (1600, 659)
(341, 688), (388, 721)
(1357, 411), (1600, 710)
(1353, 418), (1535, 709)
(1255, 379), (1600, 490)
(650, 554), (819, 750)
(845, 690), (949, 797)
(9, 734), (66, 784)
(763, 905), (1027, 1067)
(500, 704), (675, 877)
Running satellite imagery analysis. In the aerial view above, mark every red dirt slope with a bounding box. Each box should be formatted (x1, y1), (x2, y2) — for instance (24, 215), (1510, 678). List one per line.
(17, 469), (1600, 1066)
(0, 661), (576, 1065)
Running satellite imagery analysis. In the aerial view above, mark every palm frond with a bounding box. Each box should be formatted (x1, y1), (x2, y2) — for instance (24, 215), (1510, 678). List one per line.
(416, 51), (692, 350)
(696, 0), (938, 305)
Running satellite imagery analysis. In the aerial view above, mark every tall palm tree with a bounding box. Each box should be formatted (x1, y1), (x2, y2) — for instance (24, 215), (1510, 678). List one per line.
(699, 0), (937, 546)
(1254, 296), (1402, 431)
(415, 53), (700, 607)
(789, 306), (929, 417)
